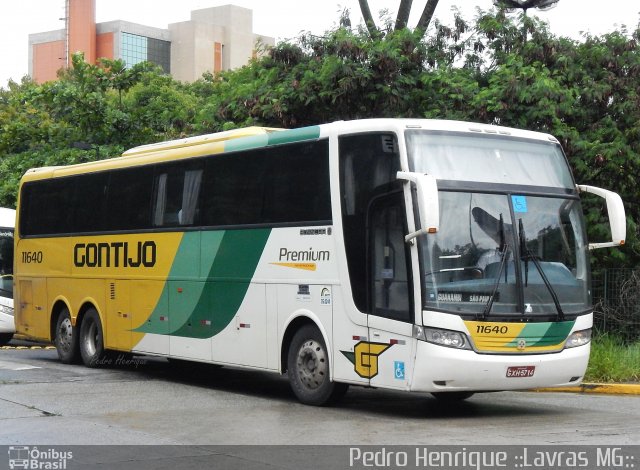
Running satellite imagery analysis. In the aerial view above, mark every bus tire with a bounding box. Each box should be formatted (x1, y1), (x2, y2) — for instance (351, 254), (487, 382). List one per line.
(0, 333), (13, 346)
(79, 308), (107, 368)
(54, 308), (79, 364)
(287, 325), (348, 406)
(431, 391), (474, 402)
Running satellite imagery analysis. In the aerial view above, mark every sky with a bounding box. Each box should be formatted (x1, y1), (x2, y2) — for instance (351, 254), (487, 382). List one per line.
(1, 0), (639, 88)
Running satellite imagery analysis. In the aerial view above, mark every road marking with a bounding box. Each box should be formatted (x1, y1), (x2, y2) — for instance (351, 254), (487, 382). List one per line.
(0, 359), (41, 370)
(1, 346), (56, 350)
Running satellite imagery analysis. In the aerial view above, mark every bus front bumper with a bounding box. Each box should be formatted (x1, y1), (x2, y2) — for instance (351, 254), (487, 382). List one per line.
(410, 340), (590, 392)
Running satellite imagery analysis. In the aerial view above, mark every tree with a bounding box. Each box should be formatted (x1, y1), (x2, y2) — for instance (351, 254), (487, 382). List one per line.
(494, 0), (560, 42)
(358, 0), (441, 39)
(493, 0), (559, 12)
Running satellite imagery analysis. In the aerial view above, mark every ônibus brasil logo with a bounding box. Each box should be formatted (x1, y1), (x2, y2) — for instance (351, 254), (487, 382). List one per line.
(8, 446), (73, 470)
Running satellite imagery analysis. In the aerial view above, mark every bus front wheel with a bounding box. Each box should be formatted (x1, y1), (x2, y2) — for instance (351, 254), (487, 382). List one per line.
(287, 325), (347, 406)
(79, 308), (108, 368)
(54, 308), (79, 364)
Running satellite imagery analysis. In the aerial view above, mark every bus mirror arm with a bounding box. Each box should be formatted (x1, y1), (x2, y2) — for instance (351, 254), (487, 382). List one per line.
(397, 172), (439, 243)
(576, 184), (626, 249)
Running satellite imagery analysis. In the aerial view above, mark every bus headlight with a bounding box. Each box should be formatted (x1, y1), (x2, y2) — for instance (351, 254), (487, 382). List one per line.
(414, 325), (471, 350)
(565, 329), (591, 348)
(0, 304), (14, 317)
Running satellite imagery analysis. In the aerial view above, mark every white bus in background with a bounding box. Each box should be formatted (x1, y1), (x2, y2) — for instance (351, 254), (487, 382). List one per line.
(0, 207), (15, 346)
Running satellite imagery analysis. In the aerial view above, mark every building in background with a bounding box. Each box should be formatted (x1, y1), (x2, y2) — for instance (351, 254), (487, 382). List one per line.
(28, 0), (275, 83)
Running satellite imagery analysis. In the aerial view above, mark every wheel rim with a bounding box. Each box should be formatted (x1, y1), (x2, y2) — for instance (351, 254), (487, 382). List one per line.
(296, 339), (327, 390)
(57, 317), (73, 352)
(82, 320), (98, 357)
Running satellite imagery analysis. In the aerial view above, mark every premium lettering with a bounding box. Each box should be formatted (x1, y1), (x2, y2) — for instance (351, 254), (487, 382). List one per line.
(74, 241), (156, 268)
(279, 247), (330, 262)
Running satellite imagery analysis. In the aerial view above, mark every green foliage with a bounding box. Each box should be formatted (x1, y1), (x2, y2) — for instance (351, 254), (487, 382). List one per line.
(1, 10), (639, 269)
(585, 334), (640, 382)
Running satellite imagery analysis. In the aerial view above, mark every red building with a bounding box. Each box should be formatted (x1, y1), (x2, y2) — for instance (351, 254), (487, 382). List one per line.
(29, 0), (274, 83)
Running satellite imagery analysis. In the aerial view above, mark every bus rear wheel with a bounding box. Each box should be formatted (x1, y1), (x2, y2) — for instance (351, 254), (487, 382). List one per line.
(287, 325), (347, 406)
(79, 308), (108, 368)
(54, 308), (79, 364)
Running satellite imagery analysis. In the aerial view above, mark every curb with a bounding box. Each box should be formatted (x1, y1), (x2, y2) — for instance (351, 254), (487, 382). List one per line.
(533, 383), (640, 395)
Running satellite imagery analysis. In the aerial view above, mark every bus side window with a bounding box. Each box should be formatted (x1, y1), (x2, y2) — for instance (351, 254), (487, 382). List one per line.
(105, 167), (154, 231)
(153, 163), (203, 227)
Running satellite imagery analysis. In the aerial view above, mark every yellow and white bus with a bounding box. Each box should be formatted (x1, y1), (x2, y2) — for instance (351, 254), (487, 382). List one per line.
(14, 119), (625, 405)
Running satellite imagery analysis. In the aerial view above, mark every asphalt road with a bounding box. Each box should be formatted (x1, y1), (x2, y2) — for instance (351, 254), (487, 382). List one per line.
(1, 342), (639, 449)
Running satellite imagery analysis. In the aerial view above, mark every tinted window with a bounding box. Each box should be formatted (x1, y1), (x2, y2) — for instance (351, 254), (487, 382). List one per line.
(20, 139), (331, 236)
(202, 152), (267, 226)
(202, 139), (330, 226)
(106, 167), (154, 231)
(21, 167), (154, 236)
(153, 161), (203, 227)
(20, 179), (73, 235)
(71, 172), (108, 232)
(263, 141), (331, 223)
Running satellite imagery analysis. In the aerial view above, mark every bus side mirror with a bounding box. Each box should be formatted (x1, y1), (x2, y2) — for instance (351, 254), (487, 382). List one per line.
(577, 184), (626, 249)
(397, 171), (439, 243)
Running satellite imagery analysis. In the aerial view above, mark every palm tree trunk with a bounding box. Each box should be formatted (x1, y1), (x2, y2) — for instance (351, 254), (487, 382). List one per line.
(415, 0), (441, 39)
(395, 0), (413, 30)
(358, 0), (378, 37)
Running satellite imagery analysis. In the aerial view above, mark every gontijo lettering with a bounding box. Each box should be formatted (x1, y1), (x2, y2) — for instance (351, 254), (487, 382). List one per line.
(74, 241), (157, 268)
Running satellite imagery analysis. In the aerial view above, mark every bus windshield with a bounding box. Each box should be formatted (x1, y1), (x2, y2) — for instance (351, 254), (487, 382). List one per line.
(418, 192), (590, 316)
(406, 130), (575, 189)
(406, 131), (590, 317)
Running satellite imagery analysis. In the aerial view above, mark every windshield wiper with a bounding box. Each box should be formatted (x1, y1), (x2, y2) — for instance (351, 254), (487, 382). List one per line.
(518, 219), (565, 321)
(479, 214), (509, 320)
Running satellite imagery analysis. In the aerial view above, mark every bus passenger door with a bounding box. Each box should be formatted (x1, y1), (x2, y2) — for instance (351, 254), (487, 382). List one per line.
(367, 192), (415, 390)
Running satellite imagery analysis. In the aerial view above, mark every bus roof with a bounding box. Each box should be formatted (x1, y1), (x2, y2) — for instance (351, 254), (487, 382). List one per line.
(121, 126), (283, 157)
(19, 119), (558, 182)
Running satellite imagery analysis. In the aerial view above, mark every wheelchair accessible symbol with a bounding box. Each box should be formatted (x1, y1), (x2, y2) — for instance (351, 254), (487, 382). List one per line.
(394, 361), (405, 380)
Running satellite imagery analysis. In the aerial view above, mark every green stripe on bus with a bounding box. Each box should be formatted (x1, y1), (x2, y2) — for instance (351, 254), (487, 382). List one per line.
(224, 134), (270, 153)
(132, 231), (222, 335)
(505, 321), (575, 348)
(223, 126), (320, 153)
(136, 228), (272, 339)
(172, 228), (271, 338)
(267, 126), (320, 146)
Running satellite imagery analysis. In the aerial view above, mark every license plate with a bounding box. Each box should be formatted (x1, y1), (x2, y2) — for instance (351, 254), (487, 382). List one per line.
(506, 365), (535, 378)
